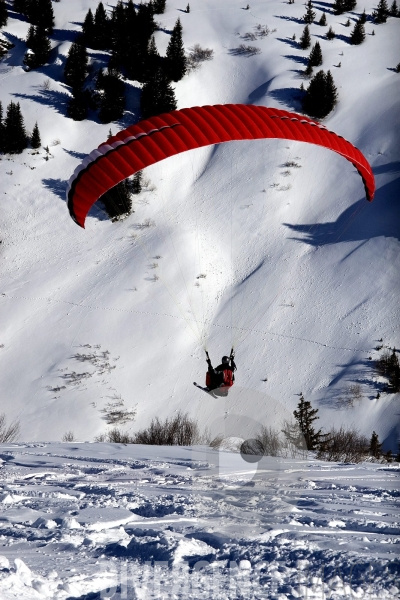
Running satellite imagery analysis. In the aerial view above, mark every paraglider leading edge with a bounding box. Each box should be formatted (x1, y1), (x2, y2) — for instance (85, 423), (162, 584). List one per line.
(66, 104), (375, 228)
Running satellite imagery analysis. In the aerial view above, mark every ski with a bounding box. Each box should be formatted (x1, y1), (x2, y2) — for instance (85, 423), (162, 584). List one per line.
(193, 382), (217, 397)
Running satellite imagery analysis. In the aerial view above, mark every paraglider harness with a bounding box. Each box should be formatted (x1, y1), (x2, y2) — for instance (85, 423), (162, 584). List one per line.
(205, 349), (236, 391)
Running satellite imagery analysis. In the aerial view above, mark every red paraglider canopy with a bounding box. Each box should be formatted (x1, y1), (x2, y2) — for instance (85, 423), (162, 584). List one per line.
(66, 104), (375, 228)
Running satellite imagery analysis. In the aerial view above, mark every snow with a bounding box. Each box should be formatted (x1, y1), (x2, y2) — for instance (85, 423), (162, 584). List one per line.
(0, 442), (398, 598)
(0, 0), (399, 596)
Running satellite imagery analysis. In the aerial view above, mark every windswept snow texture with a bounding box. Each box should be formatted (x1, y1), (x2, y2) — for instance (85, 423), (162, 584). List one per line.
(0, 0), (399, 445)
(0, 442), (399, 599)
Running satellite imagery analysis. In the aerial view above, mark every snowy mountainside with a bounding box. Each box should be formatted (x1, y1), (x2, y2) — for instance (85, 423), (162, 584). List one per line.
(0, 0), (399, 447)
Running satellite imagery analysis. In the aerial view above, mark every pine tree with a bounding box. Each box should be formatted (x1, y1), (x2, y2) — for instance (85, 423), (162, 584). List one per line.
(326, 25), (336, 39)
(343, 0), (357, 9)
(359, 8), (367, 23)
(369, 431), (382, 457)
(0, 101), (4, 153)
(30, 121), (41, 148)
(38, 0), (55, 33)
(13, 0), (28, 13)
(96, 68), (125, 123)
(333, 0), (345, 14)
(386, 348), (400, 391)
(186, 3), (190, 12)
(131, 171), (143, 194)
(324, 70), (338, 112)
(292, 395), (324, 450)
(308, 41), (323, 67)
(304, 62), (314, 77)
(67, 87), (88, 121)
(140, 65), (177, 119)
(396, 442), (400, 462)
(396, 62), (400, 72)
(299, 24), (311, 49)
(64, 38), (88, 89)
(0, 0), (8, 28)
(303, 0), (316, 23)
(93, 2), (109, 50)
(319, 11), (327, 25)
(389, 0), (399, 15)
(303, 69), (338, 118)
(100, 180), (133, 221)
(126, 2), (156, 82)
(24, 25), (51, 68)
(373, 0), (389, 22)
(165, 18), (187, 82)
(153, 0), (166, 13)
(26, 0), (55, 33)
(140, 35), (160, 82)
(3, 101), (28, 154)
(82, 9), (95, 47)
(350, 19), (366, 43)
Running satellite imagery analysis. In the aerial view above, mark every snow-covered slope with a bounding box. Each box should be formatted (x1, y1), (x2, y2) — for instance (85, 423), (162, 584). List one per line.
(0, 442), (398, 599)
(0, 0), (399, 447)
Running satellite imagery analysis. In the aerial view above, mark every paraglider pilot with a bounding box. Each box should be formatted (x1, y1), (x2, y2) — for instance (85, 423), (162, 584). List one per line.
(205, 349), (236, 392)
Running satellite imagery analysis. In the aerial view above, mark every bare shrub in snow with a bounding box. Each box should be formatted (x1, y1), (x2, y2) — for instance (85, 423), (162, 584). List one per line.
(133, 411), (200, 445)
(135, 218), (156, 229)
(317, 426), (369, 463)
(336, 383), (363, 408)
(62, 431), (76, 442)
(281, 418), (307, 458)
(242, 32), (257, 41)
(186, 44), (214, 72)
(282, 161), (301, 168)
(100, 396), (136, 425)
(106, 428), (132, 444)
(230, 44), (261, 56)
(0, 413), (20, 443)
(209, 433), (225, 449)
(256, 425), (282, 456)
(254, 24), (270, 37)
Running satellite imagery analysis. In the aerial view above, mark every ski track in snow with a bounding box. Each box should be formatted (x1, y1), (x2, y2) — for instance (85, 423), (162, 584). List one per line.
(0, 443), (398, 599)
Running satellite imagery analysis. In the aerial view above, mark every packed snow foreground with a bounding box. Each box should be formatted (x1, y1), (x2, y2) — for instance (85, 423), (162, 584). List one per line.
(0, 441), (398, 599)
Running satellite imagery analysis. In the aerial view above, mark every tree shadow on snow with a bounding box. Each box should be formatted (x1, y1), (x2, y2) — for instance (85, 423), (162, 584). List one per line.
(42, 178), (67, 200)
(283, 169), (400, 246)
(283, 53), (308, 65)
(267, 86), (304, 112)
(14, 89), (71, 117)
(310, 1), (336, 14)
(51, 28), (80, 44)
(248, 78), (275, 103)
(318, 356), (379, 409)
(63, 149), (87, 160)
(274, 14), (304, 24)
(3, 8), (27, 24)
(276, 37), (300, 49)
(0, 31), (28, 66)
